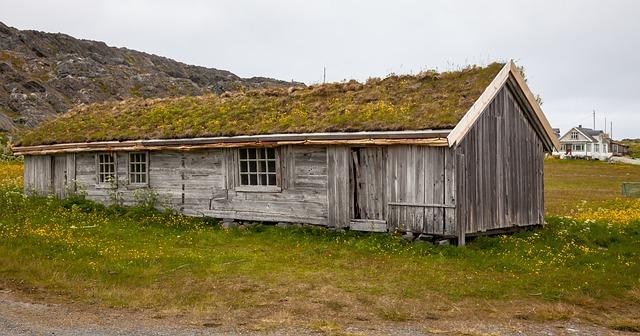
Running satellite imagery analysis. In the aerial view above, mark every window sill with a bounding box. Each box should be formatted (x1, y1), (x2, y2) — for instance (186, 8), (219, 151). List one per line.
(235, 185), (282, 193)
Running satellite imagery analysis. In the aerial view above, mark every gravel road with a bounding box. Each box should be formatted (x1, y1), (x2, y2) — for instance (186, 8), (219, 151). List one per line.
(0, 290), (632, 336)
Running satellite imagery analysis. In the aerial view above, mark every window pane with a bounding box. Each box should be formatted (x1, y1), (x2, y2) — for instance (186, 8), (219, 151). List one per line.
(268, 174), (276, 186)
(260, 174), (267, 185)
(267, 161), (276, 173)
(249, 174), (258, 185)
(267, 148), (275, 159)
(248, 149), (256, 159)
(249, 161), (257, 173)
(259, 161), (266, 173)
(240, 161), (247, 173)
(240, 174), (248, 185)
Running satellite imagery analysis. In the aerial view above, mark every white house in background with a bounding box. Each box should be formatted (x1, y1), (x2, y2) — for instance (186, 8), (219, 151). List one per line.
(554, 125), (612, 160)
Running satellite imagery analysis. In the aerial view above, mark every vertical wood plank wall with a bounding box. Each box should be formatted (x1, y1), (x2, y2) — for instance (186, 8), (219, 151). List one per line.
(455, 86), (545, 234)
(24, 154), (75, 196)
(327, 146), (351, 228)
(385, 145), (456, 235)
(23, 155), (51, 194)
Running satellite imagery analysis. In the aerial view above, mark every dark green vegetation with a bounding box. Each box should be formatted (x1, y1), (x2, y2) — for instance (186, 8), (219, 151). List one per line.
(0, 159), (639, 330)
(0, 132), (20, 162)
(17, 63), (504, 146)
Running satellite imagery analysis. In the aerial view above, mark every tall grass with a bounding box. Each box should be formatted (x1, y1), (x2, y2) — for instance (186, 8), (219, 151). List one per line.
(0, 160), (639, 327)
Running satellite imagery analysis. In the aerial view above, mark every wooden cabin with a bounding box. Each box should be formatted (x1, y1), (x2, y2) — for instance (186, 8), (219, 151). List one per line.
(12, 61), (559, 244)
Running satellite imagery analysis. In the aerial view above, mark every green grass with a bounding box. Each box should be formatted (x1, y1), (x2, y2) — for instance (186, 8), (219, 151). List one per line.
(1, 159), (639, 328)
(544, 157), (640, 215)
(16, 63), (504, 146)
(0, 132), (22, 162)
(623, 138), (640, 159)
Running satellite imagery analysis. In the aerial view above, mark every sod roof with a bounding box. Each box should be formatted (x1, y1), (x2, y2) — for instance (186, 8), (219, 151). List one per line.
(17, 62), (504, 146)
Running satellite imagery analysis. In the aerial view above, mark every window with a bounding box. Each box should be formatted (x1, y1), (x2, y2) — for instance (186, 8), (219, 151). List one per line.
(603, 144), (608, 153)
(238, 148), (278, 187)
(128, 152), (148, 185)
(586, 143), (591, 152)
(97, 153), (116, 184)
(594, 144), (600, 152)
(570, 131), (578, 140)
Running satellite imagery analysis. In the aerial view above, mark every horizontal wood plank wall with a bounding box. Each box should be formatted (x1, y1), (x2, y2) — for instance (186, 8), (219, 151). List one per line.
(199, 146), (328, 224)
(386, 145), (456, 235)
(72, 147), (329, 224)
(455, 86), (544, 234)
(327, 146), (351, 228)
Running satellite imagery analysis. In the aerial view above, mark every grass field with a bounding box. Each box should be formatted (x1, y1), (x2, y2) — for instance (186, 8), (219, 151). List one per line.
(623, 139), (640, 159)
(544, 157), (640, 215)
(0, 159), (639, 332)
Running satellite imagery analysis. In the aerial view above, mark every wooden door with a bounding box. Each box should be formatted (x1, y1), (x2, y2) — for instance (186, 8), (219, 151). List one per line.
(51, 155), (67, 198)
(350, 147), (386, 223)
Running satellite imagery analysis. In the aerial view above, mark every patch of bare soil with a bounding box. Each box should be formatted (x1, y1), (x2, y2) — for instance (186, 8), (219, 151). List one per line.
(0, 290), (635, 336)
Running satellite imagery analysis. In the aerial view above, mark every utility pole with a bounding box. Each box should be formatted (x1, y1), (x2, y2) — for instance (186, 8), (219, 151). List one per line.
(593, 110), (596, 129)
(610, 121), (613, 139)
(604, 117), (607, 133)
(323, 67), (326, 84)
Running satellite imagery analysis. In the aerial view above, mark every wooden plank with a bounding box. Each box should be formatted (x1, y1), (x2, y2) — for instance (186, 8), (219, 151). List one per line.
(15, 137), (450, 156)
(350, 219), (387, 232)
(456, 152), (466, 245)
(327, 146), (350, 228)
(443, 148), (456, 235)
(388, 202), (455, 208)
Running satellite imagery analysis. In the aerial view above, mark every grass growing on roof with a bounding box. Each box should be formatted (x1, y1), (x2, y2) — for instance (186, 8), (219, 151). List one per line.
(0, 160), (639, 329)
(16, 63), (504, 146)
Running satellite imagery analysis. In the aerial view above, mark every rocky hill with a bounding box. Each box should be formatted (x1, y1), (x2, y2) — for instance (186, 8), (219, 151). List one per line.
(0, 22), (300, 131)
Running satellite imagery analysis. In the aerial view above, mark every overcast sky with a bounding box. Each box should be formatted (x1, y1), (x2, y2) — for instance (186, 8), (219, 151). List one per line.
(1, 0), (639, 138)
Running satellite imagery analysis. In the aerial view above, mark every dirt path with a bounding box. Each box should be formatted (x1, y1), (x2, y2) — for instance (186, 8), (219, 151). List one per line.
(0, 290), (632, 336)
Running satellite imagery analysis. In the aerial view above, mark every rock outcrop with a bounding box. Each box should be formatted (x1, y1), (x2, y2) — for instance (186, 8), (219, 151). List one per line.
(0, 22), (300, 130)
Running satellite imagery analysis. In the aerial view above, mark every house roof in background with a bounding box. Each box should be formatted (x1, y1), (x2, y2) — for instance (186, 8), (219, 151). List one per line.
(16, 63), (504, 146)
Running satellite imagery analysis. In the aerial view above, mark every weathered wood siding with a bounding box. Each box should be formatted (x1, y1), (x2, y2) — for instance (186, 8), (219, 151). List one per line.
(326, 145), (456, 234)
(327, 146), (351, 228)
(23, 155), (52, 194)
(385, 145), (456, 235)
(23, 154), (75, 197)
(455, 86), (545, 234)
(49, 146), (328, 225)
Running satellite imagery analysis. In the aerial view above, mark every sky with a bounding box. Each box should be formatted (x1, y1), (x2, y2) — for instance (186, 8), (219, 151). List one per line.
(1, 0), (639, 138)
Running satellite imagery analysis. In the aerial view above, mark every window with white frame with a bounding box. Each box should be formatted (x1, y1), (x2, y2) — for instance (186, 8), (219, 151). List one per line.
(594, 144), (600, 152)
(128, 152), (148, 185)
(570, 131), (578, 140)
(238, 147), (278, 186)
(586, 143), (592, 152)
(97, 153), (116, 184)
